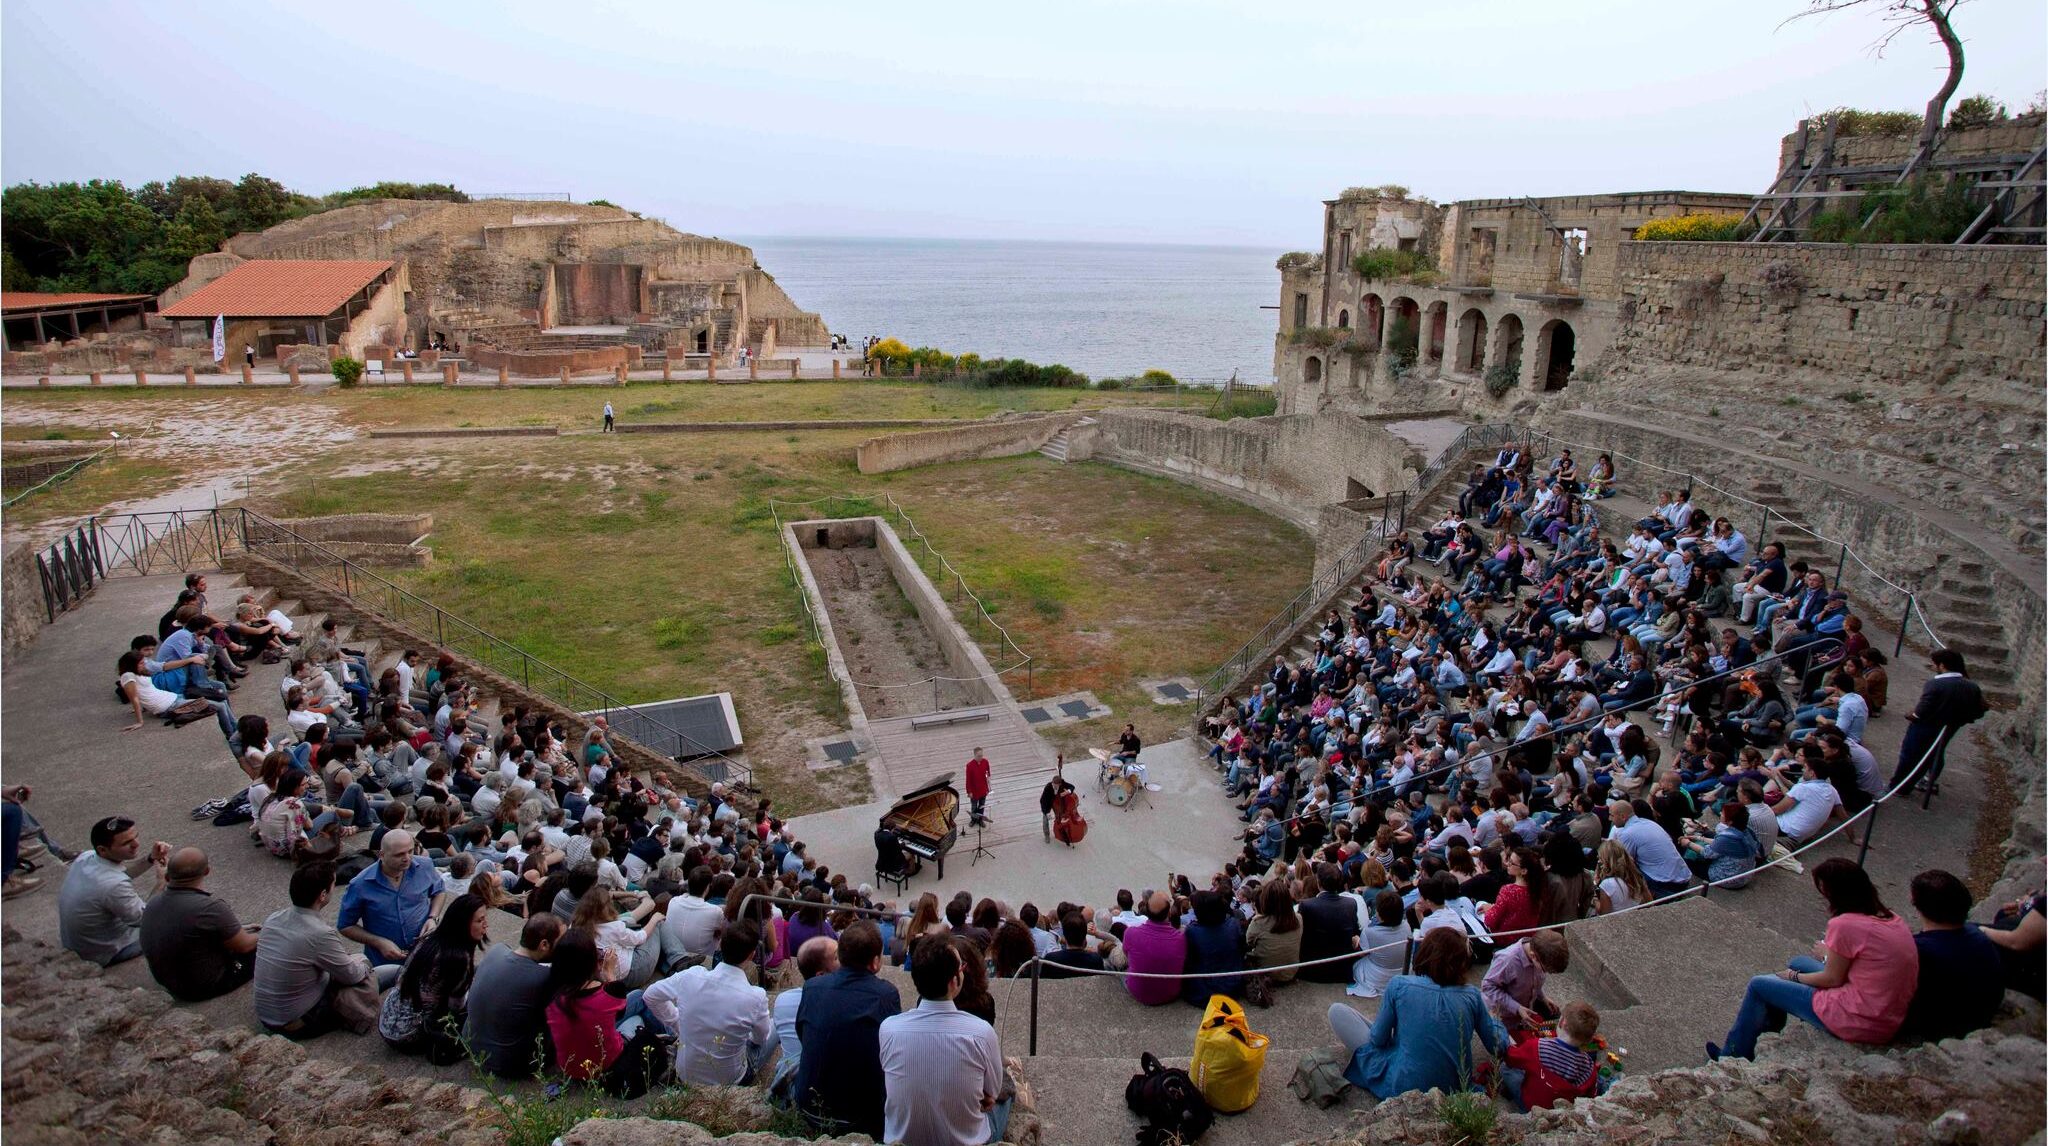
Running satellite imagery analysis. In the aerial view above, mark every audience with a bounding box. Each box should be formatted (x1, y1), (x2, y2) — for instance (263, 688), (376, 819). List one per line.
(642, 920), (774, 1085)
(463, 914), (565, 1078)
(1901, 869), (2004, 1042)
(881, 934), (1009, 1146)
(1328, 927), (1508, 1099)
(254, 861), (393, 1038)
(794, 920), (900, 1137)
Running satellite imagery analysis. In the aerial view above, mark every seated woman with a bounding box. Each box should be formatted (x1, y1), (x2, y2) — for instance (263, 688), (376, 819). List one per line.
(1583, 454), (1616, 498)
(1246, 880), (1303, 989)
(380, 894), (487, 1063)
(543, 927), (671, 1096)
(1709, 858), (1917, 1060)
(1480, 847), (1546, 940)
(256, 768), (351, 859)
(572, 886), (667, 990)
(1350, 889), (1411, 999)
(1328, 927), (1507, 1100)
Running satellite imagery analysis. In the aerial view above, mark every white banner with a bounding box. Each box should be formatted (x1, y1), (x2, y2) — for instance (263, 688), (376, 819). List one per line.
(211, 315), (226, 363)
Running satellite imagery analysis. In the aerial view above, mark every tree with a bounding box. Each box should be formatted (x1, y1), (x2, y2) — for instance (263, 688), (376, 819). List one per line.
(1786, 0), (1966, 167)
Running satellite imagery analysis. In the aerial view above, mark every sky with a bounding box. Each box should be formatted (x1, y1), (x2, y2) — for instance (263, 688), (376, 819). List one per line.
(4, 0), (2043, 248)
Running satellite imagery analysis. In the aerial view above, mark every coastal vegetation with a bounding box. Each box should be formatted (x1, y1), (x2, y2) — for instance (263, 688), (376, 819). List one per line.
(1351, 247), (1437, 283)
(1, 174), (469, 294)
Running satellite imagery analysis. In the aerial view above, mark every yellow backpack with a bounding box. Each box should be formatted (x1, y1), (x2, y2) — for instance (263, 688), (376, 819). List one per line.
(1190, 994), (1269, 1113)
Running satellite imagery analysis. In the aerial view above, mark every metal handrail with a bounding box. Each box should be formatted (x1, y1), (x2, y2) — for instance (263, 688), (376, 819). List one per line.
(74, 507), (752, 788)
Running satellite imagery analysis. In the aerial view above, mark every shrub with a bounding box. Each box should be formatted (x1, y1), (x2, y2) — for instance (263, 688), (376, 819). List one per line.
(1289, 327), (1342, 349)
(1808, 176), (1977, 244)
(1352, 248), (1434, 281)
(1437, 1090), (1497, 1144)
(1632, 213), (1751, 242)
(1485, 357), (1520, 398)
(1947, 94), (2007, 130)
(1386, 314), (1419, 368)
(1139, 368), (1178, 389)
(1093, 375), (1126, 390)
(1808, 107), (1922, 137)
(1275, 251), (1319, 271)
(330, 356), (364, 387)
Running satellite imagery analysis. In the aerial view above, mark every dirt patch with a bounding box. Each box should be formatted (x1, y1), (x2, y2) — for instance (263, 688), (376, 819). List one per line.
(805, 546), (958, 719)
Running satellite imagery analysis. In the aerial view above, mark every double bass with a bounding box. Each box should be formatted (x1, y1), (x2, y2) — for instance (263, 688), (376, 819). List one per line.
(1053, 782), (1087, 845)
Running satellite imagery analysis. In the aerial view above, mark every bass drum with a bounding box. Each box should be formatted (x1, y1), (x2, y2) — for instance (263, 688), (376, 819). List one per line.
(1106, 775), (1137, 806)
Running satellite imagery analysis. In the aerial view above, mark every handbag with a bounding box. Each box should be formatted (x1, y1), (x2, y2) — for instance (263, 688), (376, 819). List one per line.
(1190, 995), (1268, 1113)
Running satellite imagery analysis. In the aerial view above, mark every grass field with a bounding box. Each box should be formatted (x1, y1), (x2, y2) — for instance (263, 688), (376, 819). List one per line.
(3, 380), (1308, 813)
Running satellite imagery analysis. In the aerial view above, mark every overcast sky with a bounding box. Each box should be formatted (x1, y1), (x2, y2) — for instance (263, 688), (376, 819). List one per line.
(5, 0), (2042, 247)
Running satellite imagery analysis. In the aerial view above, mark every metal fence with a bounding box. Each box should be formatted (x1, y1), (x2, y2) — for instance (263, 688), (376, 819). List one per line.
(38, 507), (750, 787)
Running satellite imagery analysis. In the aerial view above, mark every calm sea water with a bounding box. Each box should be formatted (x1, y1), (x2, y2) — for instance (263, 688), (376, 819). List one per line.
(738, 237), (1281, 384)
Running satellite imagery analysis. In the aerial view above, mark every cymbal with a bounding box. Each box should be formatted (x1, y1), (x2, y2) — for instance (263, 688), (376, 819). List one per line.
(1088, 748), (1112, 762)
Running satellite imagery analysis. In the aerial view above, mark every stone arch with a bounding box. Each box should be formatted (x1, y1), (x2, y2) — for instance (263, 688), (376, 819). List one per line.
(1387, 297), (1421, 365)
(1490, 313), (1526, 384)
(1337, 309), (1350, 329)
(1362, 294), (1384, 350)
(1537, 318), (1575, 391)
(1304, 355), (1324, 390)
(1424, 301), (1448, 365)
(1456, 308), (1488, 373)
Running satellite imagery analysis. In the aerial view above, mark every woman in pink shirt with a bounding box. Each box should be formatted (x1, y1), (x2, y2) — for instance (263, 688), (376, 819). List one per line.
(1710, 858), (1917, 1060)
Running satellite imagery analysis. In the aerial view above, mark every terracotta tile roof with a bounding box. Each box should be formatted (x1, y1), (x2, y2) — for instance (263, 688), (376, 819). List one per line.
(1, 292), (154, 313)
(157, 260), (393, 319)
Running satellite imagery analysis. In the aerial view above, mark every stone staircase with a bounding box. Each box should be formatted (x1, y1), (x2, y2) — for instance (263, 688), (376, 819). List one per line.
(1038, 417), (1096, 463)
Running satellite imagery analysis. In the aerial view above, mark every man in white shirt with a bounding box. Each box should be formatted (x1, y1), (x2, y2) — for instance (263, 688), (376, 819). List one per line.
(59, 815), (169, 965)
(771, 935), (840, 1100)
(1771, 772), (1842, 844)
(881, 935), (1008, 1146)
(641, 922), (774, 1086)
(658, 866), (726, 971)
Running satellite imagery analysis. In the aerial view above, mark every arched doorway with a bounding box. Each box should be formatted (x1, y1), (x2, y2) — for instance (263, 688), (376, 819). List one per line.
(1304, 355), (1323, 391)
(1538, 319), (1575, 391)
(1424, 301), (1448, 366)
(1337, 309), (1350, 329)
(1456, 308), (1488, 373)
(1491, 314), (1525, 384)
(1362, 295), (1384, 350)
(1388, 297), (1420, 366)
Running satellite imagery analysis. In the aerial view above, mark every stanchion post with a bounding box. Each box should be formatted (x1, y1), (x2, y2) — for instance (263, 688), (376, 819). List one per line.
(1028, 957), (1041, 1055)
(1895, 597), (1911, 657)
(1856, 801), (1878, 868)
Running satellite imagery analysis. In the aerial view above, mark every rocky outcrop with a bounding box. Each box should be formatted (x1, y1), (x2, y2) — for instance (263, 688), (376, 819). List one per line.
(1293, 1020), (2046, 1146)
(1, 929), (501, 1146)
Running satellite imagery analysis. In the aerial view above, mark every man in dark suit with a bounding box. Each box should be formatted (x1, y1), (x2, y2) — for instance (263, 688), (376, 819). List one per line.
(1888, 649), (1987, 797)
(1296, 862), (1361, 983)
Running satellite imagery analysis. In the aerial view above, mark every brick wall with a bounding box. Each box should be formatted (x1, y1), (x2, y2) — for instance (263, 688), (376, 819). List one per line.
(1, 544), (45, 656)
(854, 415), (1079, 473)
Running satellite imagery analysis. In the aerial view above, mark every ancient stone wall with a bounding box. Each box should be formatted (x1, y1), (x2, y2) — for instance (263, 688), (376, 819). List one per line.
(467, 344), (631, 377)
(854, 415), (1078, 474)
(1776, 110), (2048, 173)
(1606, 240), (2044, 382)
(1, 543), (46, 656)
(340, 277), (410, 358)
(1090, 410), (1422, 528)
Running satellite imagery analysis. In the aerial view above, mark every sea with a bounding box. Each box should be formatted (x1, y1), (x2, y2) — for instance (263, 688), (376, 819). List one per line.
(737, 237), (1282, 385)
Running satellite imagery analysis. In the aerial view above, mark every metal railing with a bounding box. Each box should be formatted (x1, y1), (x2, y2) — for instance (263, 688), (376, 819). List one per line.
(770, 494), (1035, 697)
(3, 441), (118, 510)
(48, 507), (752, 788)
(1192, 422), (1517, 708)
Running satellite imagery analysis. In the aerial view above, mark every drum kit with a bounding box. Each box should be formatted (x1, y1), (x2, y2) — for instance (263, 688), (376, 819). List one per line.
(1091, 748), (1146, 810)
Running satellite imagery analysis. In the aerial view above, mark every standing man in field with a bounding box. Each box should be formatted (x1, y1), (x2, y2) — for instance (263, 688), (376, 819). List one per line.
(602, 401), (615, 433)
(966, 748), (991, 828)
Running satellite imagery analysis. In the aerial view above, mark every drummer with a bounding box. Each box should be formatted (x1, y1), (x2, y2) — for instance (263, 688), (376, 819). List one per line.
(1109, 724), (1150, 788)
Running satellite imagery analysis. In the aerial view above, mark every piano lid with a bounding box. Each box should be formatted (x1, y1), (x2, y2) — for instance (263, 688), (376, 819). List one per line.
(897, 774), (959, 802)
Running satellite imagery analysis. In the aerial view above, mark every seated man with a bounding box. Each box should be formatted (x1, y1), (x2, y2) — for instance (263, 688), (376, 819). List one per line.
(772, 936), (841, 1102)
(1901, 869), (2004, 1042)
(659, 865), (728, 972)
(140, 847), (259, 1001)
(336, 830), (447, 966)
(1121, 891), (1186, 1004)
(1039, 910), (1113, 979)
(881, 935), (1009, 1146)
(256, 861), (393, 1038)
(463, 914), (565, 1077)
(642, 920), (774, 1085)
(58, 815), (169, 966)
(794, 921), (901, 1138)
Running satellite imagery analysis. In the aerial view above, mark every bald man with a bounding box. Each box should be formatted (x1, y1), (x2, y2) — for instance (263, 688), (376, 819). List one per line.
(139, 847), (259, 1001)
(337, 829), (446, 964)
(1120, 891), (1185, 1005)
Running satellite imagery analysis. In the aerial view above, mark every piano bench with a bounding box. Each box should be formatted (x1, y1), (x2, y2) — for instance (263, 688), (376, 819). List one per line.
(909, 708), (992, 731)
(876, 866), (911, 895)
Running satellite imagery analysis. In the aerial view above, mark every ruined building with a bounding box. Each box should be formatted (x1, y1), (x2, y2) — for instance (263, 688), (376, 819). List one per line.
(146, 198), (828, 371)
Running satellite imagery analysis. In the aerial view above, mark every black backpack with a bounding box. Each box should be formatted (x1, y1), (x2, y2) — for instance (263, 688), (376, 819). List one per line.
(1125, 1051), (1214, 1144)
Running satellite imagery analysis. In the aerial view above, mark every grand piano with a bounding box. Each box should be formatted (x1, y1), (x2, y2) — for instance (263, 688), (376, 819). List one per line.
(879, 774), (961, 881)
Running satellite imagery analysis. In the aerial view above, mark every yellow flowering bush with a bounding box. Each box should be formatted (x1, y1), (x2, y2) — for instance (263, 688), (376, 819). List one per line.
(1632, 213), (1750, 243)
